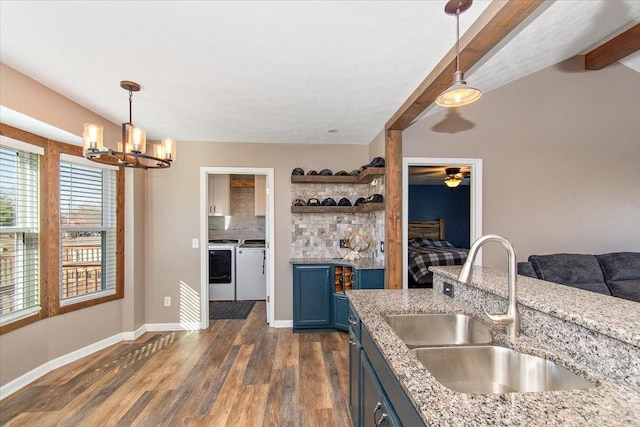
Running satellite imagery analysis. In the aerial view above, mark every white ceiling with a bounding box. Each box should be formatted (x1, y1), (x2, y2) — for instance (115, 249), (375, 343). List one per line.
(1, 1), (639, 146)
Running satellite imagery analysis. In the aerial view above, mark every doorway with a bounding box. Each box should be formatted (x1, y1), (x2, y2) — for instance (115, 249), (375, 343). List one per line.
(402, 157), (483, 289)
(200, 167), (275, 328)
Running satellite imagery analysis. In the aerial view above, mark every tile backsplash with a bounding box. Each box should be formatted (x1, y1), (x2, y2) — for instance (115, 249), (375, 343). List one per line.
(209, 182), (265, 241)
(291, 177), (385, 265)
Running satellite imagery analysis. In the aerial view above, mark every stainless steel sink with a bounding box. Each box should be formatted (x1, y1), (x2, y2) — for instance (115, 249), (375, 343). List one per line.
(411, 345), (596, 394)
(385, 314), (492, 348)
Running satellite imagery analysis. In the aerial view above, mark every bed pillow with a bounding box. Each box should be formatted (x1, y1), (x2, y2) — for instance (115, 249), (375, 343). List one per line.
(409, 237), (453, 248)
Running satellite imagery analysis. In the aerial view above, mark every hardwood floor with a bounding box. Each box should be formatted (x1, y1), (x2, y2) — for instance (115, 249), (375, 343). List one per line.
(0, 302), (353, 426)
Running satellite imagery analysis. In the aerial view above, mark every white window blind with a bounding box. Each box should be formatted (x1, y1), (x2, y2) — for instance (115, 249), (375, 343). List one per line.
(0, 144), (40, 325)
(59, 160), (117, 304)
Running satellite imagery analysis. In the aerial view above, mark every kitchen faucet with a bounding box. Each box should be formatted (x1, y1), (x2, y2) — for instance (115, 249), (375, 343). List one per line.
(457, 234), (520, 338)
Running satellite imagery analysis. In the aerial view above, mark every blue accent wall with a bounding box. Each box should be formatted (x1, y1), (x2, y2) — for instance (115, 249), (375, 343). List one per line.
(408, 185), (470, 249)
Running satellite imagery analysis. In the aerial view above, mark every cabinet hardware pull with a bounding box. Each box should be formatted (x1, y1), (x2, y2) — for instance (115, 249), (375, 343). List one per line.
(348, 334), (357, 346)
(348, 316), (358, 325)
(375, 413), (388, 426)
(373, 402), (382, 425)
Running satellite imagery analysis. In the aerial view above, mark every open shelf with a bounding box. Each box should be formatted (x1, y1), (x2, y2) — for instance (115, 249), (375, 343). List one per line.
(291, 167), (384, 184)
(334, 265), (353, 294)
(291, 203), (383, 213)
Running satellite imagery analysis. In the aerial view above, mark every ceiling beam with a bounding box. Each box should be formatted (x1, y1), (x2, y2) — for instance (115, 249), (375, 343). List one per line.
(585, 23), (640, 70)
(386, 0), (545, 131)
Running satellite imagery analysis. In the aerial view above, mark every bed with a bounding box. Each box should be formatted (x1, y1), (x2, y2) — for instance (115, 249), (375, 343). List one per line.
(407, 219), (469, 288)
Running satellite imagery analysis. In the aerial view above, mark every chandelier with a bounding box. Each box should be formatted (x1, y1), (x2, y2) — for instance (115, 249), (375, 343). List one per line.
(435, 0), (482, 108)
(83, 81), (176, 169)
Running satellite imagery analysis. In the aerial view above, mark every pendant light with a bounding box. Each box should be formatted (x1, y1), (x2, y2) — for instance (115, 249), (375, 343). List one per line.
(436, 0), (482, 108)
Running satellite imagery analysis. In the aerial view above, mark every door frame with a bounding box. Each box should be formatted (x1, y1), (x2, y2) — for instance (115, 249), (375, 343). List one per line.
(402, 157), (483, 289)
(200, 167), (275, 328)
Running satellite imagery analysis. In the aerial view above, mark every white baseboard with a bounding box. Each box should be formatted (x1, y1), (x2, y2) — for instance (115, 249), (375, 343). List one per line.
(1, 332), (123, 400)
(122, 325), (147, 341)
(145, 322), (200, 331)
(272, 319), (293, 328)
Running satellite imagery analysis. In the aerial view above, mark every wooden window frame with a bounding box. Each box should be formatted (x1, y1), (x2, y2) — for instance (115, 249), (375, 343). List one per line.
(0, 123), (124, 334)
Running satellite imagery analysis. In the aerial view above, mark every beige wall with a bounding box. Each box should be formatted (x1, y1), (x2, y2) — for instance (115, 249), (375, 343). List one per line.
(144, 142), (370, 322)
(0, 63), (138, 385)
(368, 128), (385, 159)
(123, 168), (147, 331)
(403, 57), (640, 268)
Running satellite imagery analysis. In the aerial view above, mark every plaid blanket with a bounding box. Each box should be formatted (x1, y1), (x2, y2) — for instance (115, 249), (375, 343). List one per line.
(408, 238), (469, 283)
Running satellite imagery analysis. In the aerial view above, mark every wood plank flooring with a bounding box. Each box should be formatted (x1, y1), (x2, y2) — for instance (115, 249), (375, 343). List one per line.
(0, 302), (352, 426)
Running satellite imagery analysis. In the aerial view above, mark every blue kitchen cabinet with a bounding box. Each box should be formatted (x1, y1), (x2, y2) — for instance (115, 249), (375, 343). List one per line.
(293, 264), (333, 330)
(334, 266), (384, 331)
(361, 353), (401, 427)
(354, 268), (384, 290)
(348, 303), (362, 426)
(293, 263), (384, 332)
(333, 293), (349, 331)
(349, 306), (425, 427)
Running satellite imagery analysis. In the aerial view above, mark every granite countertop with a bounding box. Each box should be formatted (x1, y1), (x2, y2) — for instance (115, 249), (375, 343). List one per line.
(290, 257), (385, 270)
(430, 266), (640, 347)
(348, 272), (640, 425)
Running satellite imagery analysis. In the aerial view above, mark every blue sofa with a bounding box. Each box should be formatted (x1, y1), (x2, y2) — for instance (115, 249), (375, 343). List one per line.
(517, 252), (640, 303)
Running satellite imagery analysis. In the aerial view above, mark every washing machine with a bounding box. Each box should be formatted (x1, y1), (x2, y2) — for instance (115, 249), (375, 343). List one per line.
(208, 239), (240, 301)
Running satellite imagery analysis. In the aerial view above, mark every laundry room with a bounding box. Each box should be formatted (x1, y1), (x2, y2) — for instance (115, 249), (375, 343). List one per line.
(208, 173), (267, 303)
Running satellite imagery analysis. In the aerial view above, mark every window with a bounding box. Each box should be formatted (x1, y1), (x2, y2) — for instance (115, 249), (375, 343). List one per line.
(59, 156), (117, 304)
(0, 141), (41, 326)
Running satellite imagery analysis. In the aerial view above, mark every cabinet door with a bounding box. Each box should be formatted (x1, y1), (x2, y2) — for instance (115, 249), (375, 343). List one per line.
(208, 174), (230, 216)
(293, 265), (332, 329)
(361, 354), (400, 427)
(349, 326), (361, 426)
(254, 175), (267, 216)
(355, 269), (384, 290)
(333, 293), (349, 331)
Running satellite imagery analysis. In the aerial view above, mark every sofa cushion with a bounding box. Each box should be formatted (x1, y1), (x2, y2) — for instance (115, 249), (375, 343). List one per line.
(595, 252), (640, 303)
(528, 254), (611, 296)
(517, 262), (537, 278)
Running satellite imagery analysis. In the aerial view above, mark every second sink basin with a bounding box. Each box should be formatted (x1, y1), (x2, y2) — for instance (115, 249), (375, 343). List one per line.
(385, 313), (492, 348)
(411, 345), (596, 394)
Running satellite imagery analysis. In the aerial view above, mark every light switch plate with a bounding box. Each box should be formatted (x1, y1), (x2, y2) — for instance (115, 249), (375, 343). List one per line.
(192, 238), (199, 249)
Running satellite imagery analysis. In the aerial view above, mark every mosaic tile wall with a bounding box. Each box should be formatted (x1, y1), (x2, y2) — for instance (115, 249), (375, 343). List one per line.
(291, 176), (385, 264)
(209, 184), (266, 240)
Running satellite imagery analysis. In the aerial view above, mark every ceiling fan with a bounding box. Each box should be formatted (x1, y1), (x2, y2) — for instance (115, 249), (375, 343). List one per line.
(408, 166), (471, 186)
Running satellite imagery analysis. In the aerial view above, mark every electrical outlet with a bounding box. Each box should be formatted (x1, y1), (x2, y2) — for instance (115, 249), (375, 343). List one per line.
(164, 296), (171, 307)
(192, 238), (199, 249)
(443, 282), (454, 298)
(340, 239), (347, 248)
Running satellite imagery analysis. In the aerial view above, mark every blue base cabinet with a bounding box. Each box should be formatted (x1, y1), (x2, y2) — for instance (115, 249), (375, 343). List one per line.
(354, 269), (384, 290)
(349, 305), (425, 427)
(333, 294), (349, 331)
(361, 354), (401, 426)
(293, 265), (333, 330)
(348, 303), (362, 426)
(293, 263), (384, 332)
